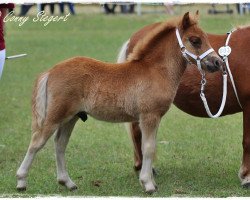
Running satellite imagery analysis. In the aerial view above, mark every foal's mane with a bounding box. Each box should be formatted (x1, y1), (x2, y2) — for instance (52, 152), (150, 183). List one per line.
(128, 15), (197, 62)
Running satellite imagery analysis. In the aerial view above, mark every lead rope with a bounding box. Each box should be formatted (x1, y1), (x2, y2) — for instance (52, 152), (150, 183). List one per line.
(224, 56), (242, 109)
(199, 29), (243, 118)
(200, 69), (228, 118)
(222, 30), (243, 109)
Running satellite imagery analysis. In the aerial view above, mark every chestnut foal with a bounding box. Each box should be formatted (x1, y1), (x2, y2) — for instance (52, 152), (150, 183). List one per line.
(16, 12), (222, 193)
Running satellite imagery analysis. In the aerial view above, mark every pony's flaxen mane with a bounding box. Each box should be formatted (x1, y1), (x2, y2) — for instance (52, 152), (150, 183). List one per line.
(235, 24), (250, 30)
(127, 16), (197, 62)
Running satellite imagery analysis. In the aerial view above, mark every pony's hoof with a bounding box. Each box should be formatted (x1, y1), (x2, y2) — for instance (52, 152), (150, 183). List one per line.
(145, 187), (157, 194)
(242, 182), (250, 189)
(141, 181), (157, 194)
(146, 185), (158, 194)
(16, 179), (27, 192)
(17, 186), (26, 192)
(146, 189), (156, 194)
(69, 185), (78, 191)
(240, 176), (250, 189)
(58, 179), (78, 191)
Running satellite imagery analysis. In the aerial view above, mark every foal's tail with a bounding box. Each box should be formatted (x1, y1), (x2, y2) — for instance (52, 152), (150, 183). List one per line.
(32, 72), (49, 129)
(117, 40), (129, 63)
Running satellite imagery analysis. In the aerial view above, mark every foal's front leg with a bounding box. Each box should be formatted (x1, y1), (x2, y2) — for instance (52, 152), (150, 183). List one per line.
(139, 114), (160, 193)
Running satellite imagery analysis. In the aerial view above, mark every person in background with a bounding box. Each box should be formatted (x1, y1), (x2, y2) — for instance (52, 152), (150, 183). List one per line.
(103, 3), (117, 14)
(19, 4), (33, 16)
(41, 3), (55, 15)
(236, 3), (250, 14)
(120, 3), (135, 14)
(0, 3), (14, 79)
(59, 2), (75, 15)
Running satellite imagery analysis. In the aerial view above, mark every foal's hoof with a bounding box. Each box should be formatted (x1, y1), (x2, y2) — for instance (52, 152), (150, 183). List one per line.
(69, 185), (78, 191)
(17, 186), (26, 192)
(140, 181), (157, 194)
(16, 179), (27, 192)
(146, 189), (157, 195)
(58, 180), (78, 191)
(145, 186), (157, 194)
(146, 185), (158, 194)
(242, 182), (250, 189)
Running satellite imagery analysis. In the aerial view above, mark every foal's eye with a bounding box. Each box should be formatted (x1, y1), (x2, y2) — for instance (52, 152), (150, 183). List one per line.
(189, 36), (202, 48)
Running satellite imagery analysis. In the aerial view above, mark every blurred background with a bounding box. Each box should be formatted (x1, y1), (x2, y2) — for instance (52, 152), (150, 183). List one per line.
(13, 3), (250, 16)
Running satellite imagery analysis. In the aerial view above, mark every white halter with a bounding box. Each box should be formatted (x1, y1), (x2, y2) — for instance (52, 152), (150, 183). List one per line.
(176, 28), (228, 118)
(175, 28), (215, 72)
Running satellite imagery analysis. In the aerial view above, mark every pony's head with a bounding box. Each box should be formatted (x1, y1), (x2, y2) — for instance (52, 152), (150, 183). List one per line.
(178, 11), (223, 73)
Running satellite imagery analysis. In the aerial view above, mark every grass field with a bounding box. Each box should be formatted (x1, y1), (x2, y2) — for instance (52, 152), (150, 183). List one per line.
(1, 4), (250, 197)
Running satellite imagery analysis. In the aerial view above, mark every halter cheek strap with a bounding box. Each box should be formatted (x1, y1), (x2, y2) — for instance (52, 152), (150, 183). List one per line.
(175, 28), (214, 72)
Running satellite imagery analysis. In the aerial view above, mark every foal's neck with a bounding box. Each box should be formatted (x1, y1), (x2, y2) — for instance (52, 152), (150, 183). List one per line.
(143, 29), (187, 85)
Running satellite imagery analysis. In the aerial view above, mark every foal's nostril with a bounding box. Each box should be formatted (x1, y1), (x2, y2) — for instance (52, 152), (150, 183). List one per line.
(214, 59), (220, 68)
(206, 57), (222, 72)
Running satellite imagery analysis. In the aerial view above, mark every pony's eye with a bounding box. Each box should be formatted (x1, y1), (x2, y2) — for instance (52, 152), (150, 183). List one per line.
(189, 36), (202, 48)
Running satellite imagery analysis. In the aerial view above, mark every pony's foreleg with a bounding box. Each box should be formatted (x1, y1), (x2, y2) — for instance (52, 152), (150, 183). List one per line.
(16, 123), (59, 191)
(54, 117), (78, 190)
(139, 114), (160, 193)
(239, 103), (250, 188)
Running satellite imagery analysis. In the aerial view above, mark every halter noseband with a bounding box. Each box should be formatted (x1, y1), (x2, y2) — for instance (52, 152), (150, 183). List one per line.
(175, 28), (214, 72)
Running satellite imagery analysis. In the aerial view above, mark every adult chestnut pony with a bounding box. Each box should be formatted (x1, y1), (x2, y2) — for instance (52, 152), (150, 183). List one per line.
(118, 15), (250, 188)
(16, 12), (222, 193)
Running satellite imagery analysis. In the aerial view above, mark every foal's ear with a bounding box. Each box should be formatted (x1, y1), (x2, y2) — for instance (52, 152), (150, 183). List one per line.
(181, 12), (192, 30)
(195, 10), (200, 20)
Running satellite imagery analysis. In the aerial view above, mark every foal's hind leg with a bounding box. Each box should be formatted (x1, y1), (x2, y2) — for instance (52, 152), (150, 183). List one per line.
(55, 117), (78, 190)
(16, 123), (59, 191)
(139, 114), (160, 193)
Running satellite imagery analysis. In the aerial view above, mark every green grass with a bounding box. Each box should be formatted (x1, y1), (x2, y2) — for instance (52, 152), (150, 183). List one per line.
(0, 4), (250, 197)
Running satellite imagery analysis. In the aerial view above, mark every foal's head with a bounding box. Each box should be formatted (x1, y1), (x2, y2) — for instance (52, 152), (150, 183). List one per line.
(178, 12), (223, 72)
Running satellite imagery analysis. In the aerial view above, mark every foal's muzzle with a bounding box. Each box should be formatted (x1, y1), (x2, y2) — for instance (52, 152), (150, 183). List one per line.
(203, 56), (224, 73)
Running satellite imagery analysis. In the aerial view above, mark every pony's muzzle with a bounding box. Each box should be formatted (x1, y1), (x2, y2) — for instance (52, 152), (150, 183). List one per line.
(204, 56), (223, 73)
